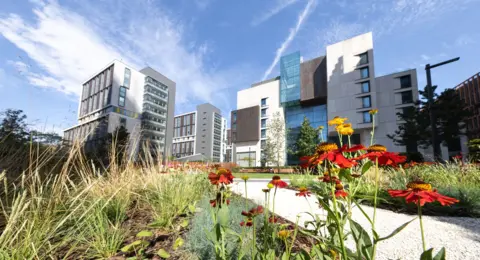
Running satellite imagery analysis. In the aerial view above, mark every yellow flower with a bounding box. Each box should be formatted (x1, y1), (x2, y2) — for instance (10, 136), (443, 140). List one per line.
(339, 127), (354, 136)
(316, 142), (338, 153)
(241, 175), (250, 181)
(369, 109), (378, 115)
(267, 183), (274, 189)
(367, 144), (387, 153)
(277, 230), (291, 239)
(317, 126), (324, 130)
(328, 116), (347, 126)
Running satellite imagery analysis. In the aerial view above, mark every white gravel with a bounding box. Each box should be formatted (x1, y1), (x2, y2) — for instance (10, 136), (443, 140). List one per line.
(231, 179), (480, 260)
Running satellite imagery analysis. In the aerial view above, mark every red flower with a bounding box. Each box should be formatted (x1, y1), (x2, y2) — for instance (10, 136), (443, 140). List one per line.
(388, 181), (459, 206)
(353, 144), (406, 167)
(300, 143), (364, 169)
(334, 180), (348, 198)
(318, 173), (338, 183)
(241, 205), (264, 218)
(240, 218), (253, 227)
(209, 198), (230, 207)
(335, 189), (348, 198)
(269, 175), (288, 188)
(208, 168), (234, 185)
(295, 187), (311, 197)
(268, 216), (278, 223)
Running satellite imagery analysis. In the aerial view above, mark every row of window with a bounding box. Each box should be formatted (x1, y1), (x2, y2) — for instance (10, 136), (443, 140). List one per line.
(82, 66), (113, 100)
(172, 141), (194, 157)
(80, 87), (111, 116)
(145, 86), (168, 100)
(145, 77), (168, 91)
(64, 117), (109, 142)
(458, 75), (480, 107)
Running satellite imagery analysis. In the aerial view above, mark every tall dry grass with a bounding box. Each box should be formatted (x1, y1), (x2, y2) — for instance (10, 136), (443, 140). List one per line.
(0, 140), (212, 259)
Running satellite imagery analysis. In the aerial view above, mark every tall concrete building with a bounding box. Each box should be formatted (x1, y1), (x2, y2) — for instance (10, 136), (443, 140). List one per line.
(171, 103), (228, 162)
(232, 32), (420, 166)
(63, 60), (176, 159)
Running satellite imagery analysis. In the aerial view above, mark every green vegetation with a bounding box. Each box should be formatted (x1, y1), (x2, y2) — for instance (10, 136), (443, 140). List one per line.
(291, 116), (319, 157)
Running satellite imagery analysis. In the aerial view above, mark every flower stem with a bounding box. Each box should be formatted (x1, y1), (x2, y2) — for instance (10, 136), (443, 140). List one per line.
(418, 201), (427, 251)
(252, 220), (256, 258)
(244, 180), (248, 211)
(372, 157), (379, 259)
(370, 114), (376, 146)
(331, 181), (348, 259)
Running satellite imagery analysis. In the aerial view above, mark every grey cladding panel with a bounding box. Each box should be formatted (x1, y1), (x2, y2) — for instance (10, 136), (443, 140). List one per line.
(301, 56), (327, 102)
(232, 106), (259, 142)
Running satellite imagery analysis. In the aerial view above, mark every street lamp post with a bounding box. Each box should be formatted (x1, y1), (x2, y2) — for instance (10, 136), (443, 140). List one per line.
(425, 57), (460, 161)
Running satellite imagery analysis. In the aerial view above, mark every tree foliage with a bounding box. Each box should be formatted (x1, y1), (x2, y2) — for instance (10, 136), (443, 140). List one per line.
(291, 116), (319, 157)
(262, 112), (287, 171)
(388, 86), (471, 154)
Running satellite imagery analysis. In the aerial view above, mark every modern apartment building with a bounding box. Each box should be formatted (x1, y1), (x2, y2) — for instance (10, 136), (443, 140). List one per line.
(63, 60), (176, 159)
(455, 72), (480, 138)
(232, 32), (420, 166)
(171, 103), (228, 162)
(225, 129), (233, 162)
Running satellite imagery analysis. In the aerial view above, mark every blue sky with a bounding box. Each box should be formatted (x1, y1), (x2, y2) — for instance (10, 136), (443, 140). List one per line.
(0, 0), (479, 134)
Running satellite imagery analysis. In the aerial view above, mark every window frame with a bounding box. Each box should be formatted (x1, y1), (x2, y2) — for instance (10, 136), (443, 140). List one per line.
(360, 67), (369, 79)
(119, 86), (126, 107)
(358, 52), (368, 65)
(360, 81), (370, 93)
(261, 98), (267, 107)
(362, 111), (372, 123)
(261, 108), (268, 117)
(361, 95), (371, 108)
(400, 91), (413, 104)
(399, 75), (412, 88)
(123, 68), (131, 88)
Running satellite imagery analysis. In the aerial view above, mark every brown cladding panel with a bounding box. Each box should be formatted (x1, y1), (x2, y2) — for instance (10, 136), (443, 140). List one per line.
(300, 56), (327, 102)
(232, 106), (259, 142)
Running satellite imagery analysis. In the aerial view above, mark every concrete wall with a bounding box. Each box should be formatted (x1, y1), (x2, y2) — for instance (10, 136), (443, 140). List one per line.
(235, 79), (285, 166)
(195, 103), (221, 160)
(326, 32), (377, 133)
(374, 69), (419, 152)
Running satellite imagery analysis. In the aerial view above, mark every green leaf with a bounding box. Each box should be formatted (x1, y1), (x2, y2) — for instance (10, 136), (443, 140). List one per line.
(281, 252), (289, 260)
(361, 160), (373, 175)
(136, 230), (153, 238)
(188, 204), (196, 213)
(433, 247), (446, 260)
(294, 249), (311, 260)
(217, 206), (230, 227)
(349, 219), (373, 259)
(353, 200), (373, 225)
(173, 237), (184, 250)
(420, 248), (434, 260)
(339, 168), (352, 181)
(375, 218), (416, 243)
(121, 244), (133, 253)
(121, 240), (149, 253)
(157, 249), (171, 258)
(180, 219), (189, 228)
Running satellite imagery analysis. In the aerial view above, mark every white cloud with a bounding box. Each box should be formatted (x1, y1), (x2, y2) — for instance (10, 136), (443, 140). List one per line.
(7, 60), (29, 74)
(454, 35), (475, 46)
(421, 54), (430, 61)
(0, 0), (254, 115)
(310, 0), (477, 53)
(262, 0), (316, 80)
(251, 0), (300, 26)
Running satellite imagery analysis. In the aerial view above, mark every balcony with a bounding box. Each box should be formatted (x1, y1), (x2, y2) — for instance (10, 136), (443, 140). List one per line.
(143, 101), (167, 113)
(144, 91), (167, 102)
(145, 77), (168, 92)
(142, 124), (166, 136)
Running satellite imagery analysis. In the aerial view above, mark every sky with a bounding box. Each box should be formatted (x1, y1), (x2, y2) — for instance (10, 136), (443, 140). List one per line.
(0, 0), (479, 134)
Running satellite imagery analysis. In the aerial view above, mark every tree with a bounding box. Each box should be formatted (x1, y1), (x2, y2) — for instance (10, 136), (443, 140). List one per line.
(262, 112), (287, 173)
(0, 109), (29, 145)
(388, 85), (437, 152)
(86, 126), (130, 167)
(436, 89), (472, 152)
(292, 116), (319, 157)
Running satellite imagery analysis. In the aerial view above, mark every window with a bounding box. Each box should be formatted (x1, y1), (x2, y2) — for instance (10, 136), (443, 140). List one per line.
(120, 117), (127, 128)
(360, 67), (369, 79)
(401, 91), (413, 104)
(123, 68), (131, 88)
(261, 108), (267, 117)
(119, 86), (126, 107)
(261, 129), (266, 138)
(400, 75), (411, 88)
(362, 96), (371, 108)
(261, 140), (266, 149)
(232, 112), (237, 122)
(401, 106), (414, 116)
(232, 123), (236, 130)
(362, 111), (372, 123)
(261, 98), (267, 107)
(106, 68), (111, 86)
(261, 119), (268, 128)
(359, 52), (368, 65)
(361, 81), (370, 93)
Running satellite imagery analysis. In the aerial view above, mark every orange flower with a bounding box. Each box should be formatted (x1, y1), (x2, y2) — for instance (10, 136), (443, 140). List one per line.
(278, 230), (291, 239)
(388, 181), (459, 206)
(241, 205), (264, 218)
(268, 216), (278, 223)
(353, 144), (406, 167)
(334, 180), (348, 198)
(295, 187), (311, 197)
(269, 175), (288, 188)
(240, 218), (253, 227)
(208, 168), (234, 185)
(300, 143), (364, 169)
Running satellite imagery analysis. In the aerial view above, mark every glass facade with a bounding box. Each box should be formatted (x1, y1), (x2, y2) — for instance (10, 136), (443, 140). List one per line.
(280, 52), (328, 165)
(280, 52), (301, 104)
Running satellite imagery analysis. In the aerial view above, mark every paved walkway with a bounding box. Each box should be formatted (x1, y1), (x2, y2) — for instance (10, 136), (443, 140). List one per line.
(231, 180), (480, 260)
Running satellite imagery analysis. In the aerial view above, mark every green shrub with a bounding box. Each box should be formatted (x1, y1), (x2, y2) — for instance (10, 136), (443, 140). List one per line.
(399, 152), (424, 162)
(468, 139), (480, 162)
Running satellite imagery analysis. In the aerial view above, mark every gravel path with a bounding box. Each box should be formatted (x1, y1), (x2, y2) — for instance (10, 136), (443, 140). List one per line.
(231, 179), (480, 260)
